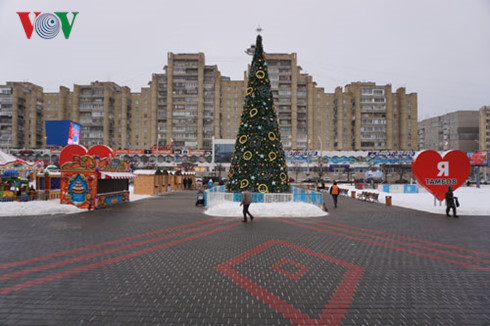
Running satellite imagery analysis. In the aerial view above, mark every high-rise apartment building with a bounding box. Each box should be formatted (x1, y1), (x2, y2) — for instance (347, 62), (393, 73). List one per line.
(130, 87), (151, 149)
(74, 82), (131, 149)
(219, 79), (245, 139)
(418, 110), (479, 151)
(324, 82), (417, 151)
(0, 82), (44, 149)
(44, 81), (131, 149)
(2, 51), (418, 152)
(478, 105), (490, 151)
(149, 53), (222, 150)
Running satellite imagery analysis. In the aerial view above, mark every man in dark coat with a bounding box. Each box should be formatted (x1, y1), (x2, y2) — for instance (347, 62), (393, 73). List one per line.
(445, 186), (458, 218)
(240, 190), (254, 222)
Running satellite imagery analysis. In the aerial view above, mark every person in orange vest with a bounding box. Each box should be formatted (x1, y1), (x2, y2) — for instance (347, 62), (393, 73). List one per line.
(329, 181), (339, 208)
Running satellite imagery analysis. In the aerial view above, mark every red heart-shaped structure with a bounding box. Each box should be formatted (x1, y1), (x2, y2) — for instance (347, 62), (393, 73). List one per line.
(59, 144), (88, 167)
(412, 150), (471, 201)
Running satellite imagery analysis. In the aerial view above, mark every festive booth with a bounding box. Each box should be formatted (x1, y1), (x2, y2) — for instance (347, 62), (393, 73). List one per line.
(0, 170), (29, 201)
(60, 145), (136, 209)
(133, 169), (168, 195)
(132, 169), (193, 195)
(36, 165), (61, 193)
(0, 150), (43, 181)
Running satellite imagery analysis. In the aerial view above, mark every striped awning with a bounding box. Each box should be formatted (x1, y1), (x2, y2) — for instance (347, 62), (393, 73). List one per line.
(100, 172), (137, 179)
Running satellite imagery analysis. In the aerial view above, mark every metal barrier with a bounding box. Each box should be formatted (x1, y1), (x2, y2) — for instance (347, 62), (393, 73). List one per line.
(0, 190), (61, 202)
(204, 186), (323, 207)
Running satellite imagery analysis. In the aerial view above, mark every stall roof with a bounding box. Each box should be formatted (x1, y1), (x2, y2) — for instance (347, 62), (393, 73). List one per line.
(0, 150), (37, 166)
(100, 172), (136, 179)
(133, 170), (156, 175)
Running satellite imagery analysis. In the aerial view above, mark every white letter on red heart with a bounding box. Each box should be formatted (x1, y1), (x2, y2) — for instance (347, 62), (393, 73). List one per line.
(412, 150), (471, 201)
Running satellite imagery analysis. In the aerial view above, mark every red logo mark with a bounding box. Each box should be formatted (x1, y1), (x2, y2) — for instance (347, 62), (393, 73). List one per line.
(412, 150), (471, 201)
(16, 12), (41, 39)
(215, 240), (364, 326)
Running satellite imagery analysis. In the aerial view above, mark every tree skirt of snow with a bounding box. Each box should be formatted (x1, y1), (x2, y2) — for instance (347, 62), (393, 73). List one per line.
(205, 201), (327, 218)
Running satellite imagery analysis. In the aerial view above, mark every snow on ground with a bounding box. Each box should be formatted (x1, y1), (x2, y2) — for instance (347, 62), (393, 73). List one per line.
(342, 184), (490, 216)
(0, 187), (152, 217)
(205, 201), (327, 218)
(1, 185), (488, 218)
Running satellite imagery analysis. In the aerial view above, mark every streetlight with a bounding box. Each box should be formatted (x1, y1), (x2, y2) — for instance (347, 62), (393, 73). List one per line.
(306, 138), (311, 177)
(317, 136), (323, 183)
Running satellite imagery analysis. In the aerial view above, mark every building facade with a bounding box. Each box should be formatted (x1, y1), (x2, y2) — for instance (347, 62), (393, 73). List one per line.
(479, 105), (490, 151)
(418, 110), (479, 152)
(2, 52), (418, 152)
(0, 82), (44, 149)
(322, 82), (418, 151)
(148, 53), (222, 151)
(44, 82), (132, 149)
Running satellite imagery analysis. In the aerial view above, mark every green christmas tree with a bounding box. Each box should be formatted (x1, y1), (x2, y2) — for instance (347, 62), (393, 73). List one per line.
(226, 34), (290, 193)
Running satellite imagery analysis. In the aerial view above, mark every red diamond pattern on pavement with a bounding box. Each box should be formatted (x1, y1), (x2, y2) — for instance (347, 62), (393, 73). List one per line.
(215, 239), (365, 326)
(270, 258), (310, 280)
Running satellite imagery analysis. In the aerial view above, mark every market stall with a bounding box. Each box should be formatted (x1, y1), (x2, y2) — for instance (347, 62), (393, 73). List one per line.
(60, 145), (136, 210)
(0, 150), (43, 181)
(0, 170), (29, 201)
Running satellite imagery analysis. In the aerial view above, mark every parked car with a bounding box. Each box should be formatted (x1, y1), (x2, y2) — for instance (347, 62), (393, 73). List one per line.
(301, 177), (317, 183)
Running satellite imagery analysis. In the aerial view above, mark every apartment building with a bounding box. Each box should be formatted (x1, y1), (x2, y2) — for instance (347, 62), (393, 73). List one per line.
(0, 82), (44, 149)
(44, 81), (132, 149)
(478, 106), (490, 151)
(324, 82), (418, 151)
(2, 51), (418, 152)
(148, 53), (222, 150)
(219, 79), (245, 139)
(75, 82), (131, 148)
(130, 87), (151, 149)
(418, 110), (479, 151)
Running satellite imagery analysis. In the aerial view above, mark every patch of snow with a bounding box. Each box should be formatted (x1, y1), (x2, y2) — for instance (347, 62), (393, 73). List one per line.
(343, 184), (490, 216)
(0, 185), (152, 217)
(0, 200), (82, 217)
(205, 201), (327, 218)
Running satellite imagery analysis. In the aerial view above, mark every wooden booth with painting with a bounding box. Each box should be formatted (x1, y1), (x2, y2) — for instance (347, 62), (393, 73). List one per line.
(60, 145), (136, 210)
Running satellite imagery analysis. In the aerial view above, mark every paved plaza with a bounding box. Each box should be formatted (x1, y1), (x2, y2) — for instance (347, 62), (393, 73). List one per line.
(1, 192), (489, 325)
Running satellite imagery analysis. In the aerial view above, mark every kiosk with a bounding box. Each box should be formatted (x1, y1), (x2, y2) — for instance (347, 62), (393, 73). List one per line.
(60, 145), (136, 209)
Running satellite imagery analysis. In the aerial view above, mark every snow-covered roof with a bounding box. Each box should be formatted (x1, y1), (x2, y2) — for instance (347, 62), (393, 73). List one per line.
(133, 169), (157, 175)
(0, 150), (33, 166)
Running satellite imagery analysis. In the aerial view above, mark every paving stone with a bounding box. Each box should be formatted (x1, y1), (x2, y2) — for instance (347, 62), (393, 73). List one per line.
(0, 192), (489, 325)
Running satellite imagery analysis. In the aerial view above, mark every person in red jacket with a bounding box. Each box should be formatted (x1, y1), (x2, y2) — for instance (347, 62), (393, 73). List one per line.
(330, 181), (339, 208)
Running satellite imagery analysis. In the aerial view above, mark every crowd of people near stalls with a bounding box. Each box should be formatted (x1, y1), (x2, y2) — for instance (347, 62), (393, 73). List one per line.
(0, 181), (38, 201)
(182, 177), (194, 190)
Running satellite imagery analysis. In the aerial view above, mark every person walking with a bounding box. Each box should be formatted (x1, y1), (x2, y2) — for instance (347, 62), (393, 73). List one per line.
(330, 181), (339, 208)
(445, 186), (458, 218)
(240, 190), (254, 222)
(322, 190), (329, 212)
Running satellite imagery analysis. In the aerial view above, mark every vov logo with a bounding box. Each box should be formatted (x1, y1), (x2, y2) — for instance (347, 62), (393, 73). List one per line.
(17, 12), (79, 39)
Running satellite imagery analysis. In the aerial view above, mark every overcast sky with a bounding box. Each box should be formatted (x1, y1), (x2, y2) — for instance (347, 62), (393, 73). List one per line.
(1, 0), (489, 120)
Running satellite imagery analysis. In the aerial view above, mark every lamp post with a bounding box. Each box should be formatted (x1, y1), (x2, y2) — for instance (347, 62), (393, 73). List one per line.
(306, 138), (311, 178)
(317, 136), (323, 183)
(7, 134), (11, 153)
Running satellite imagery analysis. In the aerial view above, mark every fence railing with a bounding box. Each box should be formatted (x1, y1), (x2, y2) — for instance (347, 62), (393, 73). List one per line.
(0, 190), (61, 202)
(204, 186), (323, 207)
